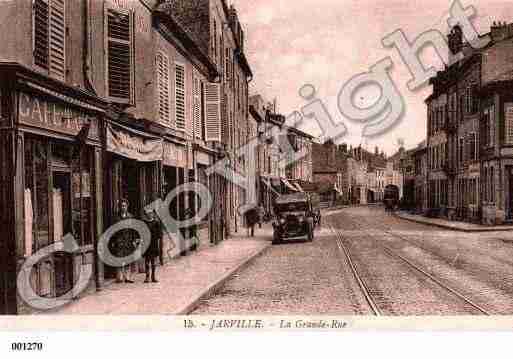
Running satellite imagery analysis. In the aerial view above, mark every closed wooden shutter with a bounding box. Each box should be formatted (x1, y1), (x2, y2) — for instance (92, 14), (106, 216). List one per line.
(156, 52), (170, 123)
(193, 74), (202, 138)
(106, 7), (133, 103)
(175, 63), (186, 130)
(34, 0), (50, 70)
(48, 0), (65, 80)
(34, 0), (65, 80)
(204, 83), (221, 142)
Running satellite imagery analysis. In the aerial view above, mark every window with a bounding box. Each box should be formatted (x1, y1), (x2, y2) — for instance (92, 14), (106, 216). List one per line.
(193, 74), (202, 139)
(204, 83), (222, 142)
(483, 108), (491, 148)
(106, 7), (134, 103)
(213, 20), (217, 63)
(34, 0), (66, 80)
(490, 167), (495, 203)
(460, 95), (465, 122)
(468, 133), (476, 161)
(465, 87), (472, 114)
(156, 52), (170, 123)
(505, 104), (513, 145)
(471, 85), (479, 114)
(459, 138), (464, 165)
(175, 63), (186, 130)
(225, 48), (230, 81)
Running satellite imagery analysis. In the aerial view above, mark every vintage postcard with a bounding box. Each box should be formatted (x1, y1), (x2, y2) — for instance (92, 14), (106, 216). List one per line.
(2, 0), (513, 349)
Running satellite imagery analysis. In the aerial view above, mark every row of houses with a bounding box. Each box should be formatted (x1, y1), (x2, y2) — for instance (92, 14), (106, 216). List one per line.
(0, 0), (285, 314)
(311, 141), (404, 206)
(408, 21), (513, 225)
(249, 94), (315, 216)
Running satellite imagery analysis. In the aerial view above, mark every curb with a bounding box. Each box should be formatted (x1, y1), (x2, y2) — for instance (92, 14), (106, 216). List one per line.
(174, 242), (272, 315)
(395, 214), (513, 233)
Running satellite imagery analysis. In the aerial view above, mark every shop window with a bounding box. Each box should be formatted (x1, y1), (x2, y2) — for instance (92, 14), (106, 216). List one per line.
(175, 63), (186, 130)
(33, 0), (66, 80)
(71, 147), (93, 246)
(156, 51), (171, 124)
(25, 138), (50, 254)
(105, 6), (134, 103)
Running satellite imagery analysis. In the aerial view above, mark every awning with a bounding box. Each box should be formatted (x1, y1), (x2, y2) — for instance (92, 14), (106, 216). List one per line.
(283, 178), (300, 192)
(106, 123), (163, 162)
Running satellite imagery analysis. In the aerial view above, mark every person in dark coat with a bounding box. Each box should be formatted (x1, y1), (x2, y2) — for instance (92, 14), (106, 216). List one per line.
(112, 199), (136, 284)
(143, 209), (163, 283)
(245, 207), (260, 237)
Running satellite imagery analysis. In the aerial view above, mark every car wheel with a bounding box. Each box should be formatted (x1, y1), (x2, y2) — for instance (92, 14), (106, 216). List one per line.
(273, 233), (282, 245)
(307, 227), (314, 242)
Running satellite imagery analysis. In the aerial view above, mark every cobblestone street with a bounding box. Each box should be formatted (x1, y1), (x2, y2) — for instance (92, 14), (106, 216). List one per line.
(193, 207), (513, 315)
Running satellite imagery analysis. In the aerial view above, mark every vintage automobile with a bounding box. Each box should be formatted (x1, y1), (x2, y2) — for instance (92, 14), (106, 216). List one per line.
(384, 184), (400, 212)
(272, 193), (316, 244)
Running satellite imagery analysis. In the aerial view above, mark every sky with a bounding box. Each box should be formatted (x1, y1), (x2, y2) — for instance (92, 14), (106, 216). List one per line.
(231, 0), (513, 155)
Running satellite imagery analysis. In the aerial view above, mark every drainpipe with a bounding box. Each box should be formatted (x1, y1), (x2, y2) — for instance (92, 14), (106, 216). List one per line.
(83, 0), (97, 96)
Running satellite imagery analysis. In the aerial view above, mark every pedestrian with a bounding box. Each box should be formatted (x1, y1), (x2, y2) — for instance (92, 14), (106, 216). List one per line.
(112, 198), (137, 284)
(258, 205), (264, 228)
(245, 207), (259, 237)
(143, 209), (163, 283)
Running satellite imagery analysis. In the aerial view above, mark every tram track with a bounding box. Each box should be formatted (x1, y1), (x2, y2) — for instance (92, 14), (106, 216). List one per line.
(328, 215), (492, 316)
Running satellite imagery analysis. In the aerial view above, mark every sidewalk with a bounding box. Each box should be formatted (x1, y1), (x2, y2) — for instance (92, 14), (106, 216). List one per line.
(396, 212), (513, 233)
(45, 225), (272, 315)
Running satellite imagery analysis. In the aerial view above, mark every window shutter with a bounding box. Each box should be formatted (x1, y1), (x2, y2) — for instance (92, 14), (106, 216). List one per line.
(156, 52), (170, 123)
(204, 83), (221, 142)
(48, 0), (65, 80)
(106, 7), (133, 103)
(34, 0), (50, 71)
(175, 63), (186, 130)
(193, 75), (202, 138)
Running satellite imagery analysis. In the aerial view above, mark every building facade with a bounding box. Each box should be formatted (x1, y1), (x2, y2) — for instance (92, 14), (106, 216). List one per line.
(168, 0), (253, 235)
(0, 0), (242, 314)
(425, 22), (513, 224)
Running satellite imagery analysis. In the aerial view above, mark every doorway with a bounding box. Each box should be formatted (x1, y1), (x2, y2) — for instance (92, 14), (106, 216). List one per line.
(122, 160), (141, 218)
(52, 171), (74, 297)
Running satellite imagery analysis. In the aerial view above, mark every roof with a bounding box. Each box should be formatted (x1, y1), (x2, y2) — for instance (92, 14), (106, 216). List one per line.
(154, 3), (218, 79)
(275, 193), (310, 204)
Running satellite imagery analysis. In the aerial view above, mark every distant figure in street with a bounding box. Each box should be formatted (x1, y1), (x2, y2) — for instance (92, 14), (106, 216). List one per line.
(112, 199), (136, 284)
(245, 207), (260, 237)
(143, 209), (163, 283)
(258, 206), (265, 228)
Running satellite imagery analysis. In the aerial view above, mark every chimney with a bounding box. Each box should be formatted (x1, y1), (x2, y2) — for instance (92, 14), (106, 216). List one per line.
(448, 25), (463, 55)
(491, 21), (513, 42)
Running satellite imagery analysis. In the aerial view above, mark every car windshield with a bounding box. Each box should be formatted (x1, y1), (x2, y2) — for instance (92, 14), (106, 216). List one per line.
(276, 202), (308, 212)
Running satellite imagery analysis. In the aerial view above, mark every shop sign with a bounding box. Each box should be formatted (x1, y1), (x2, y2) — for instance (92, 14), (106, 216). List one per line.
(18, 92), (99, 140)
(163, 141), (178, 167)
(469, 163), (480, 176)
(196, 151), (210, 166)
(106, 124), (163, 162)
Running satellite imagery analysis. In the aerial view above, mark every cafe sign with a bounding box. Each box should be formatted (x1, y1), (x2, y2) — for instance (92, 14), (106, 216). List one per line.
(18, 92), (99, 140)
